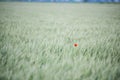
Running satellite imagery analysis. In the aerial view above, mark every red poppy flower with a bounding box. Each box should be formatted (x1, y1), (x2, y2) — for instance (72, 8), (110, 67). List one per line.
(74, 43), (78, 47)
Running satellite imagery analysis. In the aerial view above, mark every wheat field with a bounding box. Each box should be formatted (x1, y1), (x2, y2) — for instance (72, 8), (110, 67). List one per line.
(0, 2), (120, 80)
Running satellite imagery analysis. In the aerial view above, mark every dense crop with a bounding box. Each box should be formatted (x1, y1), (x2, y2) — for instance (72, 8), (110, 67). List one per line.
(0, 2), (120, 80)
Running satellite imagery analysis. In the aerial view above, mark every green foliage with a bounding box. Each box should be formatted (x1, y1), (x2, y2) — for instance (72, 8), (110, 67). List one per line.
(0, 2), (120, 80)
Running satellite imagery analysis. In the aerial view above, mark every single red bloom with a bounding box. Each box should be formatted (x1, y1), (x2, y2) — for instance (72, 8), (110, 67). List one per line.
(74, 43), (78, 47)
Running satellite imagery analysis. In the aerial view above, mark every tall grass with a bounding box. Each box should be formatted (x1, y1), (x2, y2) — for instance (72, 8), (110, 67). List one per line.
(0, 2), (120, 80)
